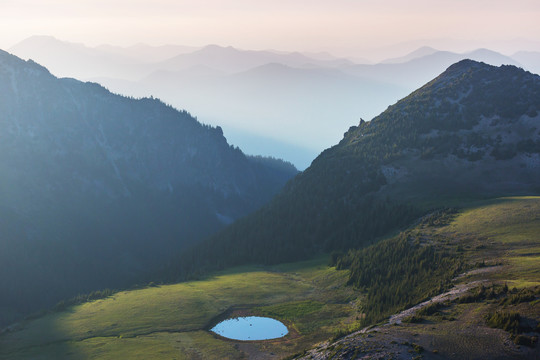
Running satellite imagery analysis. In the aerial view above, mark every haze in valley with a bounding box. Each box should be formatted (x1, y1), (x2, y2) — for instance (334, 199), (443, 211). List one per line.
(1, 0), (539, 168)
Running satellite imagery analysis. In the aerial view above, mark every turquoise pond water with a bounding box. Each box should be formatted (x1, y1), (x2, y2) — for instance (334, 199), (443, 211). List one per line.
(211, 316), (288, 340)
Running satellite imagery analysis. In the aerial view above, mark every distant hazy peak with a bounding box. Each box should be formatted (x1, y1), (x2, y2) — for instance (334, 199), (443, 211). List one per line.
(406, 46), (439, 57)
(196, 44), (238, 53)
(467, 48), (507, 56)
(14, 34), (60, 43)
(381, 46), (440, 64)
(10, 35), (86, 50)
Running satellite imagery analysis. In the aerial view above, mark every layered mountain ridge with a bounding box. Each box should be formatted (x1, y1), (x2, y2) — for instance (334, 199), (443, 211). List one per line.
(12, 36), (533, 169)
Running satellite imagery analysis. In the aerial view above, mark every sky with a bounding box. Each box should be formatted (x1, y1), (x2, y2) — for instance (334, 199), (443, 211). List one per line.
(1, 0), (540, 60)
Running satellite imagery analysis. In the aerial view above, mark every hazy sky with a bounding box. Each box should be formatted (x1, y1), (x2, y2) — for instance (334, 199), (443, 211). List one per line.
(1, 0), (540, 59)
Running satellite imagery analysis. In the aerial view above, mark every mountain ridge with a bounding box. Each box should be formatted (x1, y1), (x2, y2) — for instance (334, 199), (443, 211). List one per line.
(164, 59), (540, 281)
(0, 49), (297, 325)
(11, 36), (535, 170)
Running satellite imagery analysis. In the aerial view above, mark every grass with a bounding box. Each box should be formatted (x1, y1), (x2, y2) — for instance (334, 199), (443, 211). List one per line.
(434, 197), (540, 287)
(263, 197), (540, 360)
(256, 300), (326, 319)
(2, 197), (539, 359)
(0, 257), (357, 359)
(3, 331), (243, 360)
(255, 300), (352, 334)
(373, 196), (540, 358)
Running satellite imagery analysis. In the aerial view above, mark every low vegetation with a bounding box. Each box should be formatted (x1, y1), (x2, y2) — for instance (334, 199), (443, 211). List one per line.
(332, 208), (464, 325)
(297, 197), (540, 359)
(0, 258), (358, 359)
(53, 289), (115, 311)
(485, 311), (522, 333)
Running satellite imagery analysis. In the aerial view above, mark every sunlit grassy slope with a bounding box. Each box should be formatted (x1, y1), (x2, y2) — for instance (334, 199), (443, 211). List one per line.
(441, 196), (540, 288)
(0, 258), (358, 359)
(296, 197), (540, 359)
(392, 197), (540, 358)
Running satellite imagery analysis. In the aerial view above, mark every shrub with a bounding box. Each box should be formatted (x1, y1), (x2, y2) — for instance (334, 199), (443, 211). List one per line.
(513, 335), (537, 347)
(499, 288), (536, 305)
(417, 302), (443, 316)
(402, 315), (423, 323)
(485, 311), (521, 334)
(412, 343), (424, 353)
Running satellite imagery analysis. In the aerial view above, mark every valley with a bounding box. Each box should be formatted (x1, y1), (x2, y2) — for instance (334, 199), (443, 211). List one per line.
(10, 37), (539, 170)
(0, 41), (539, 359)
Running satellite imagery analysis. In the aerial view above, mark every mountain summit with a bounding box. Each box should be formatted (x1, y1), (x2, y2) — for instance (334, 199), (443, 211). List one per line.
(331, 59), (540, 197)
(169, 60), (540, 278)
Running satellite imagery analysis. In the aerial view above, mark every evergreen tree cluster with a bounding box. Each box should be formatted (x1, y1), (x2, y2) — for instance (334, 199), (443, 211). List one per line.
(161, 195), (419, 282)
(53, 289), (114, 311)
(333, 230), (463, 325)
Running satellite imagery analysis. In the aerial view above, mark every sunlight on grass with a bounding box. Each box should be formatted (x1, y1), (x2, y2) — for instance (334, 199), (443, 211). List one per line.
(445, 197), (540, 236)
(441, 197), (540, 286)
(0, 258), (355, 359)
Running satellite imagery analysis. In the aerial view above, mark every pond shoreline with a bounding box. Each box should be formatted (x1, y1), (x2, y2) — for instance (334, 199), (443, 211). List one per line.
(205, 306), (300, 343)
(211, 316), (288, 341)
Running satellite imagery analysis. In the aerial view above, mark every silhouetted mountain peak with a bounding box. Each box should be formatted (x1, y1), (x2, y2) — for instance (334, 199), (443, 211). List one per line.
(428, 59), (536, 102)
(334, 61), (540, 195)
(0, 48), (51, 76)
(415, 58), (487, 91)
(444, 58), (484, 72)
(436, 56), (524, 80)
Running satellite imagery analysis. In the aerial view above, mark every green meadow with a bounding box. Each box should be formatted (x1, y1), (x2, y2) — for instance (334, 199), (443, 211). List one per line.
(0, 258), (358, 359)
(1, 197), (539, 359)
(441, 196), (540, 288)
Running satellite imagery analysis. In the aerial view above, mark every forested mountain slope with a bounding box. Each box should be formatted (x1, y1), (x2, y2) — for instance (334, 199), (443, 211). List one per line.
(0, 50), (297, 325)
(167, 60), (540, 279)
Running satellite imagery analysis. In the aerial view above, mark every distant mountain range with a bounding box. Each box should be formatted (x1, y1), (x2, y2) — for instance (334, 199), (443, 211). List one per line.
(380, 46), (440, 64)
(8, 36), (353, 80)
(340, 48), (522, 88)
(0, 49), (297, 325)
(165, 60), (540, 280)
(512, 50), (540, 75)
(11, 36), (538, 169)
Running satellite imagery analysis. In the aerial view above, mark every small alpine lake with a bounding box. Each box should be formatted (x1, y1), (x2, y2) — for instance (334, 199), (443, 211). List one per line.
(211, 316), (288, 341)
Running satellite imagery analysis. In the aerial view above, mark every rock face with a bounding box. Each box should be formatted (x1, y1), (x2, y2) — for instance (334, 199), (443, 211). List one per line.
(331, 59), (540, 199)
(171, 60), (540, 277)
(0, 50), (297, 324)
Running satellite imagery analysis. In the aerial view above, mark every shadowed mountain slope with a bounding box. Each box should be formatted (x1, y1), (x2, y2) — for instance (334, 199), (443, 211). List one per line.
(0, 50), (297, 325)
